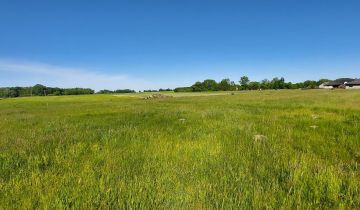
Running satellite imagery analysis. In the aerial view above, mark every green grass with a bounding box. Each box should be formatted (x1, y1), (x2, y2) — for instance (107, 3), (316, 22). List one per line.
(0, 90), (359, 209)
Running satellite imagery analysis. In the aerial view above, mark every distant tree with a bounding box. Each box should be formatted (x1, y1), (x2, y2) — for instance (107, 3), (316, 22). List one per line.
(303, 80), (318, 89)
(248, 82), (260, 90)
(284, 82), (293, 89)
(53, 90), (62, 95)
(229, 81), (238, 90)
(64, 88), (94, 95)
(295, 82), (304, 89)
(279, 77), (286, 89)
(239, 76), (250, 90)
(8, 88), (19, 97)
(114, 89), (135, 93)
(317, 79), (331, 86)
(47, 87), (63, 95)
(293, 82), (302, 89)
(174, 87), (192, 92)
(0, 88), (8, 98)
(260, 79), (270, 90)
(32, 84), (47, 96)
(218, 79), (232, 91)
(270, 77), (286, 89)
(159, 88), (172, 92)
(97, 89), (113, 94)
(202, 79), (218, 91)
(191, 81), (204, 92)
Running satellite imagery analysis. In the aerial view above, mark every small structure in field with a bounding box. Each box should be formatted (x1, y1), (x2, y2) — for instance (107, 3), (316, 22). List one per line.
(345, 79), (360, 89)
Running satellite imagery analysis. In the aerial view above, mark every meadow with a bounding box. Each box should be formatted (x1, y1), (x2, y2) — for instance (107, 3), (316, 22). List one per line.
(0, 89), (359, 209)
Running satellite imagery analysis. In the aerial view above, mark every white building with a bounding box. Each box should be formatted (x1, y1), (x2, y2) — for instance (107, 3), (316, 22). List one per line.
(319, 82), (333, 89)
(345, 79), (360, 89)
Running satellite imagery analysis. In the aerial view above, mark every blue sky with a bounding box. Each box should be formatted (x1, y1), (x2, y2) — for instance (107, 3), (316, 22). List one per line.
(1, 0), (359, 90)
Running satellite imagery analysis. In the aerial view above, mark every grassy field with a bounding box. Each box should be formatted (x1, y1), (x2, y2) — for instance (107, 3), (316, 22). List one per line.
(0, 90), (359, 209)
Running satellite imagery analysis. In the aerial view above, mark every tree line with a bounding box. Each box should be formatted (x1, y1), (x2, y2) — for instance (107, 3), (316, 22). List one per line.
(142, 88), (173, 92)
(0, 77), (351, 98)
(97, 89), (136, 94)
(0, 83), (175, 98)
(0, 84), (143, 98)
(174, 77), (332, 92)
(0, 84), (95, 98)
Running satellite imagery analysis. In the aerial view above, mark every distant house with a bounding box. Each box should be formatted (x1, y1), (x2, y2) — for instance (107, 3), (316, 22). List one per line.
(323, 81), (344, 88)
(319, 82), (333, 89)
(345, 79), (360, 89)
(322, 78), (355, 89)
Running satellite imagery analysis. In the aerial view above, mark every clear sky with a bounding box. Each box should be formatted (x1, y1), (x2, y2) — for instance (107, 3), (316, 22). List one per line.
(1, 0), (359, 90)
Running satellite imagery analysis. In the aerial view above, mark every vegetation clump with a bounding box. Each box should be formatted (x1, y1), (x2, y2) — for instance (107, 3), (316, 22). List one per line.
(143, 93), (173, 100)
(254, 134), (267, 142)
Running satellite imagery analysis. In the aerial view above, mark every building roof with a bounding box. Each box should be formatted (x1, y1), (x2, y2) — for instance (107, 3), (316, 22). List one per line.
(320, 82), (329, 86)
(325, 81), (343, 86)
(346, 79), (360, 85)
(322, 78), (360, 86)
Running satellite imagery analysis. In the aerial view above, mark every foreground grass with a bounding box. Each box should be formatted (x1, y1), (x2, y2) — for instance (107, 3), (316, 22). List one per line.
(0, 90), (359, 209)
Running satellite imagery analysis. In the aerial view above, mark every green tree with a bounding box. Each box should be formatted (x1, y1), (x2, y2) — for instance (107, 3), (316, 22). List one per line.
(202, 79), (218, 91)
(32, 84), (47, 96)
(317, 79), (330, 86)
(218, 79), (231, 91)
(191, 81), (204, 92)
(239, 76), (250, 90)
(270, 77), (286, 89)
(248, 82), (260, 90)
(174, 87), (192, 92)
(260, 79), (270, 89)
(303, 80), (317, 89)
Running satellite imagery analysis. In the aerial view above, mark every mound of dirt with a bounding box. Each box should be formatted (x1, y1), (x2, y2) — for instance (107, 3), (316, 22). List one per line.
(143, 94), (173, 100)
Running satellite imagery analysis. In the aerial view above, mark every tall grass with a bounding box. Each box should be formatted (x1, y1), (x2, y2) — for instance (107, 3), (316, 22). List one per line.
(0, 90), (359, 209)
